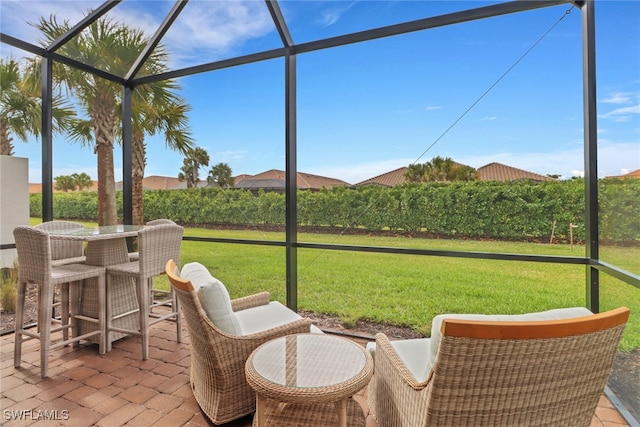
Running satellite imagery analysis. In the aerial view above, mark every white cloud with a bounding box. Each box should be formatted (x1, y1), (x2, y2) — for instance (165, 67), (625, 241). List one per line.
(425, 105), (442, 111)
(601, 92), (633, 104)
(599, 104), (640, 123)
(0, 1), (103, 43)
(318, 2), (356, 28)
(163, 1), (273, 61)
(1, 1), (275, 69)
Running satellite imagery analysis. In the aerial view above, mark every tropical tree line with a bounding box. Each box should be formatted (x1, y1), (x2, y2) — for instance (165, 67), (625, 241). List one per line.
(27, 178), (640, 245)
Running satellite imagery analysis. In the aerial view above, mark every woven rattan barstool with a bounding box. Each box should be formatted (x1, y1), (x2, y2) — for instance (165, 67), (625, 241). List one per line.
(13, 226), (106, 377)
(105, 223), (184, 359)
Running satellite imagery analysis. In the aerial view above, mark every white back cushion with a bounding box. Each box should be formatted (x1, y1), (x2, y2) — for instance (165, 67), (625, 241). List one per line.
(180, 262), (242, 335)
(427, 307), (593, 378)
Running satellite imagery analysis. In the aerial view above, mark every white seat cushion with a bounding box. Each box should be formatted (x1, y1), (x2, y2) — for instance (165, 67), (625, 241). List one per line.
(235, 301), (322, 335)
(428, 307), (594, 375)
(367, 338), (431, 382)
(180, 262), (242, 335)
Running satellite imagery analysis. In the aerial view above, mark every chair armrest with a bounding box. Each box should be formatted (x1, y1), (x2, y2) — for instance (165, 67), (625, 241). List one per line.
(237, 317), (313, 341)
(375, 333), (431, 391)
(232, 291), (271, 312)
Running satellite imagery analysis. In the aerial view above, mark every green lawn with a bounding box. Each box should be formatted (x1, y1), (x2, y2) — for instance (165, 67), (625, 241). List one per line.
(177, 227), (639, 351)
(29, 219), (639, 350)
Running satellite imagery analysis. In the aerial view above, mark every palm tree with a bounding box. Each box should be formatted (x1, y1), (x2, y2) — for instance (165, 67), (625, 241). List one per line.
(54, 175), (76, 192)
(406, 156), (478, 182)
(72, 172), (93, 191)
(178, 147), (209, 188)
(127, 68), (193, 223)
(454, 165), (478, 182)
(28, 16), (127, 225)
(207, 162), (234, 189)
(404, 163), (427, 183)
(424, 156), (456, 182)
(30, 16), (192, 226)
(0, 57), (74, 156)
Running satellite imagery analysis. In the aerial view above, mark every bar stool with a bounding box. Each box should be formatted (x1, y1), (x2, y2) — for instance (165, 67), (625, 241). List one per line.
(35, 221), (87, 341)
(35, 221), (86, 266)
(13, 226), (106, 377)
(127, 219), (177, 262)
(106, 222), (184, 359)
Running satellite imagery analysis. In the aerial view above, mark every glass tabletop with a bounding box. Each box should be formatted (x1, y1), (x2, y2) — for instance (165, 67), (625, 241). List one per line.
(251, 334), (368, 389)
(48, 225), (143, 239)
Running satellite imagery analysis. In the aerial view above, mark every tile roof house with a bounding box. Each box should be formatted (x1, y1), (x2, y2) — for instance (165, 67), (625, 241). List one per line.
(606, 169), (640, 179)
(234, 169), (351, 192)
(356, 167), (409, 187)
(354, 162), (554, 187)
(115, 175), (183, 191)
(29, 163), (556, 194)
(477, 162), (555, 182)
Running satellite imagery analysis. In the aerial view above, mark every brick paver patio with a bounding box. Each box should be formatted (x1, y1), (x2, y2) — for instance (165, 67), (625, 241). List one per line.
(0, 314), (631, 427)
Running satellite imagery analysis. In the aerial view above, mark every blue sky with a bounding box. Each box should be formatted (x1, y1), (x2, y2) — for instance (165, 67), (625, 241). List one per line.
(1, 0), (639, 184)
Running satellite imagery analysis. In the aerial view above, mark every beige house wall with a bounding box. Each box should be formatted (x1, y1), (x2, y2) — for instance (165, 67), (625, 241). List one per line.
(0, 156), (29, 268)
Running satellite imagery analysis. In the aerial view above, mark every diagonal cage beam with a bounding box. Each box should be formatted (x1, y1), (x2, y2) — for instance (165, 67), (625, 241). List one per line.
(125, 0), (188, 82)
(266, 0), (293, 48)
(48, 0), (121, 53)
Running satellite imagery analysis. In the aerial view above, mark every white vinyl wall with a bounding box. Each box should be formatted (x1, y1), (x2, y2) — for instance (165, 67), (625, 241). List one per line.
(0, 155), (29, 268)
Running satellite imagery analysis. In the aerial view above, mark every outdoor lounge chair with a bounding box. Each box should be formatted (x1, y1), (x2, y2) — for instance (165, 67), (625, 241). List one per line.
(165, 259), (318, 425)
(367, 306), (630, 427)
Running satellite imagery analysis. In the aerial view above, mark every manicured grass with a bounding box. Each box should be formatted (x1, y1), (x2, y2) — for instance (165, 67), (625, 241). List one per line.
(29, 220), (638, 350)
(177, 227), (639, 351)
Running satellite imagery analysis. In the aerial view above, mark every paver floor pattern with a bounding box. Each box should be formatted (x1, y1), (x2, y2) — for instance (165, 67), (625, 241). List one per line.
(0, 313), (630, 427)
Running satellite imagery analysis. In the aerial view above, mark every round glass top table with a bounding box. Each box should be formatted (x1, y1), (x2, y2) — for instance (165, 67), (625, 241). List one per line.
(246, 333), (373, 427)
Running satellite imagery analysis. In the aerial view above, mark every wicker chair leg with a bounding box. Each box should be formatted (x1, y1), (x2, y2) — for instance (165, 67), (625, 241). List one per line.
(61, 283), (70, 342)
(39, 282), (54, 378)
(14, 281), (27, 369)
(96, 275), (107, 355)
(105, 276), (113, 353)
(70, 281), (80, 347)
(138, 277), (150, 360)
(174, 289), (182, 343)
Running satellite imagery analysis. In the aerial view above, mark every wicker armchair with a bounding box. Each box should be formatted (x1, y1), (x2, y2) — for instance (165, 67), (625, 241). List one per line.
(368, 307), (630, 427)
(165, 259), (314, 425)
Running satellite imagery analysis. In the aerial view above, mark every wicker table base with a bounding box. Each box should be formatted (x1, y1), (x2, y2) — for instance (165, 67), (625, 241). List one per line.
(48, 226), (142, 345)
(251, 398), (366, 427)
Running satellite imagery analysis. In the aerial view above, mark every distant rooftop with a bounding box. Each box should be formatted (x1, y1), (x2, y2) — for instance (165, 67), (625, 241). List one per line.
(354, 162), (555, 187)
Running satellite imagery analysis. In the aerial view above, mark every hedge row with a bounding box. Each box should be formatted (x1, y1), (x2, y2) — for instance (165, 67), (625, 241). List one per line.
(30, 178), (640, 244)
